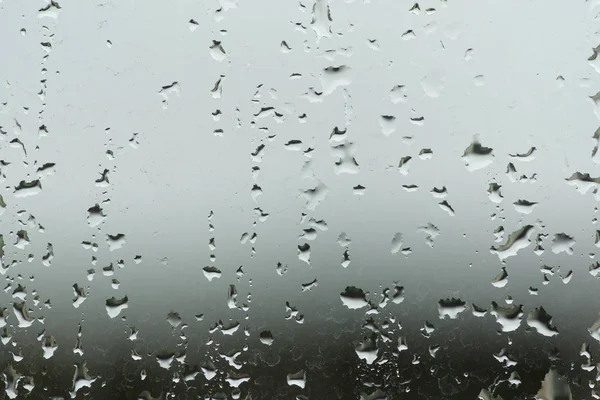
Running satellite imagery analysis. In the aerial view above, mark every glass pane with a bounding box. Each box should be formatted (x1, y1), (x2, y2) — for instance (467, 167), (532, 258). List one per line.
(0, 0), (598, 398)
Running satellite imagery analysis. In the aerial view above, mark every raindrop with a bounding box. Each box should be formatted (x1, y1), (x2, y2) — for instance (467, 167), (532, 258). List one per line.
(490, 301), (523, 332)
(389, 85), (407, 104)
(203, 266), (222, 281)
(551, 233), (575, 255)
(321, 66), (352, 95)
(188, 19), (199, 31)
(310, 0), (333, 43)
(14, 180), (42, 197)
(390, 233), (403, 254)
(41, 335), (58, 359)
(106, 233), (125, 251)
(464, 48), (474, 61)
(209, 40), (226, 61)
(298, 243), (311, 265)
(72, 284), (86, 308)
(259, 330), (274, 345)
(513, 200), (538, 215)
(105, 296), (128, 319)
(401, 30), (416, 40)
(462, 139), (494, 172)
(487, 183), (503, 203)
(281, 40), (292, 53)
(509, 146), (536, 161)
(87, 204), (106, 227)
(437, 298), (466, 319)
(340, 286), (368, 309)
(527, 307), (559, 337)
(167, 311), (182, 328)
(490, 225), (534, 261)
(287, 369), (306, 388)
(397, 156), (411, 175)
(535, 369), (572, 400)
(438, 200), (455, 216)
(355, 333), (378, 364)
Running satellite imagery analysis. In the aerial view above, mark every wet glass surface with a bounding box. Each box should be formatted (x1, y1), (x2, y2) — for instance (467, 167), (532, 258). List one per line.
(0, 0), (600, 398)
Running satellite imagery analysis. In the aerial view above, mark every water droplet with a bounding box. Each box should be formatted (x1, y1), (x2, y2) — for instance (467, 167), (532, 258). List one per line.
(281, 40), (292, 53)
(273, 366), (300, 388)
(389, 85), (407, 104)
(401, 29), (416, 40)
(462, 139), (494, 172)
(302, 183), (329, 209)
(397, 336), (408, 352)
(284, 140), (302, 151)
(167, 311), (182, 328)
(472, 304), (487, 317)
(393, 153), (411, 174)
(158, 82), (181, 109)
(464, 48), (474, 61)
(13, 301), (34, 328)
(211, 75), (225, 98)
(487, 183), (503, 203)
(259, 330), (273, 345)
(226, 371), (251, 388)
(590, 262), (600, 278)
(106, 233), (125, 251)
(551, 233), (575, 255)
(527, 307), (559, 337)
(590, 45), (600, 74)
(431, 186), (448, 198)
(419, 148), (433, 159)
(310, 0), (333, 43)
(14, 180), (42, 197)
(390, 233), (403, 254)
(420, 320), (435, 338)
(14, 230), (29, 250)
(565, 172), (600, 197)
(203, 266), (222, 281)
(438, 200), (455, 216)
(87, 204), (106, 227)
(321, 66), (351, 95)
(72, 284), (86, 308)
(409, 3), (420, 13)
(38, 1), (62, 19)
(437, 298), (466, 319)
(513, 199), (538, 214)
(298, 243), (311, 265)
(156, 351), (175, 369)
(535, 369), (572, 400)
(490, 301), (523, 332)
(340, 286), (368, 309)
(221, 320), (240, 335)
(509, 146), (536, 161)
(355, 333), (378, 364)
(41, 335), (58, 359)
(1, 364), (20, 399)
(490, 225), (534, 261)
(301, 278), (318, 292)
(366, 38), (380, 51)
(105, 296), (128, 319)
(209, 40), (226, 61)
(188, 19), (199, 31)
